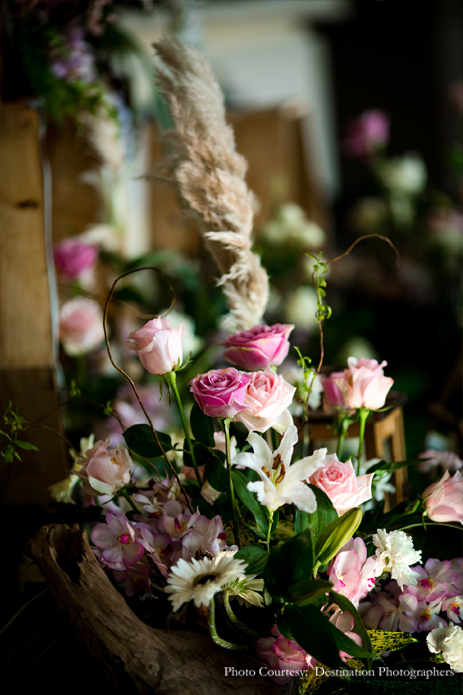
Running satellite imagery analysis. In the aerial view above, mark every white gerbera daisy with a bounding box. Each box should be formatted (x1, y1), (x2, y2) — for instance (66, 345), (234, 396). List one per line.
(165, 554), (248, 612)
(372, 528), (422, 589)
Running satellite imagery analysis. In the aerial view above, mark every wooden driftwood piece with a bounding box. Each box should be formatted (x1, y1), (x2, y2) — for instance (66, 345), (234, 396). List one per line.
(27, 524), (297, 695)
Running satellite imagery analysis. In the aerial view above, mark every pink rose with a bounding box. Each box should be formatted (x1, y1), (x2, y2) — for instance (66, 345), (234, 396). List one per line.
(125, 317), (184, 375)
(309, 454), (373, 516)
(222, 323), (294, 371)
(331, 357), (394, 410)
(256, 626), (315, 684)
(320, 372), (349, 410)
(188, 368), (251, 419)
(77, 439), (133, 496)
(235, 368), (296, 434)
(59, 296), (105, 356)
(53, 238), (98, 279)
(343, 110), (389, 158)
(423, 471), (463, 524)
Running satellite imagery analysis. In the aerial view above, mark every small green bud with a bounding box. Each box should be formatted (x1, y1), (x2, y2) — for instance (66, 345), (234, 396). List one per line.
(315, 507), (362, 565)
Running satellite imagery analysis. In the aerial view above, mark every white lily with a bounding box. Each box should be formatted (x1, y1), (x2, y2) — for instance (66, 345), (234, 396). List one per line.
(233, 425), (327, 513)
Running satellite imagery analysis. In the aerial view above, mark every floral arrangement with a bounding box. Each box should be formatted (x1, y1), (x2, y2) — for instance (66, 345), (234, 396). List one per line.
(4, 37), (461, 694)
(43, 299), (463, 689)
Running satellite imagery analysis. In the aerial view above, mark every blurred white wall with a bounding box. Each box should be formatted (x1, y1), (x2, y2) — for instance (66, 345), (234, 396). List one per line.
(121, 0), (353, 201)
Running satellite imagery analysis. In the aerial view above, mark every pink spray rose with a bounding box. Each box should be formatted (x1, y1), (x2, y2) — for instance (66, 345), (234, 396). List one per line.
(423, 471), (463, 524)
(234, 368), (296, 434)
(256, 626), (315, 684)
(53, 238), (98, 279)
(222, 323), (294, 371)
(59, 296), (105, 356)
(188, 368), (251, 419)
(309, 454), (373, 516)
(77, 439), (133, 496)
(343, 110), (390, 158)
(125, 317), (184, 375)
(331, 357), (394, 411)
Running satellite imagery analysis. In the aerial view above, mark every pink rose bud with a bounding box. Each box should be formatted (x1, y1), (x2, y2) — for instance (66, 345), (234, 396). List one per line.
(309, 454), (374, 516)
(59, 296), (105, 356)
(188, 368), (251, 419)
(331, 357), (394, 411)
(222, 323), (294, 371)
(53, 238), (98, 279)
(234, 368), (296, 434)
(124, 317), (184, 375)
(423, 471), (463, 524)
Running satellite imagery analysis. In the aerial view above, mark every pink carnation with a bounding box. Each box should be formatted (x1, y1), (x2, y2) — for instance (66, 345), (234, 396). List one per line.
(223, 323), (294, 371)
(309, 454), (373, 516)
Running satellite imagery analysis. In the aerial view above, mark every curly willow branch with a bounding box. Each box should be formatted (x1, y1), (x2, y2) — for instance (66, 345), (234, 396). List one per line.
(103, 266), (192, 512)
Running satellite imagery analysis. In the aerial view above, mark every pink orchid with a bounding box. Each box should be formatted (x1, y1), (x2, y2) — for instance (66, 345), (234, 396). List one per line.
(328, 537), (380, 607)
(157, 500), (199, 539)
(442, 595), (463, 624)
(406, 559), (459, 602)
(113, 565), (152, 598)
(90, 514), (144, 570)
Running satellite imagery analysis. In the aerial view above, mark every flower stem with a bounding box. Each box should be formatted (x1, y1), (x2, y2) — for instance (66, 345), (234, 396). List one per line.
(357, 408), (370, 475)
(167, 370), (202, 487)
(223, 592), (259, 637)
(121, 488), (138, 513)
(208, 596), (248, 651)
(266, 510), (274, 553)
(336, 415), (352, 461)
(224, 418), (239, 546)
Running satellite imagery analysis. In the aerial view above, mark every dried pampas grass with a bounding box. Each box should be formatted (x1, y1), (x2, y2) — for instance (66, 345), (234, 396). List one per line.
(151, 37), (269, 330)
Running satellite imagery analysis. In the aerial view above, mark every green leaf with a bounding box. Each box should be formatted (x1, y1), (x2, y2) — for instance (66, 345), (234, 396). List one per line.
(329, 590), (373, 669)
(294, 510), (308, 535)
(205, 457), (228, 492)
(231, 470), (267, 537)
(264, 528), (313, 603)
(315, 508), (362, 565)
(190, 402), (215, 447)
(14, 440), (39, 451)
(367, 629), (418, 653)
(331, 623), (375, 660)
(306, 485), (338, 562)
(282, 604), (343, 669)
(123, 425), (172, 458)
(234, 545), (268, 575)
(289, 580), (333, 606)
(365, 459), (421, 475)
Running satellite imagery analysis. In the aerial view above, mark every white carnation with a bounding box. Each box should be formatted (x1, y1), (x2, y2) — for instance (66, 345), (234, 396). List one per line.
(372, 528), (422, 590)
(427, 624), (463, 672)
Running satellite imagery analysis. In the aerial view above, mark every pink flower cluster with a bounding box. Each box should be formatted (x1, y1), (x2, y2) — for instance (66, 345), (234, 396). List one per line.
(189, 367), (295, 432)
(90, 480), (234, 597)
(359, 558), (463, 634)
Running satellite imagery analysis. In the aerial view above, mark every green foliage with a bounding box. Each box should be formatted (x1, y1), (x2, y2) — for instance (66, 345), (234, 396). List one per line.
(281, 604), (343, 668)
(190, 402), (215, 448)
(315, 508), (363, 565)
(329, 591), (373, 668)
(205, 458), (228, 493)
(306, 486), (339, 562)
(289, 580), (334, 606)
(234, 545), (268, 575)
(231, 470), (268, 537)
(264, 528), (314, 603)
(123, 425), (172, 458)
(1, 402), (38, 465)
(306, 253), (332, 321)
